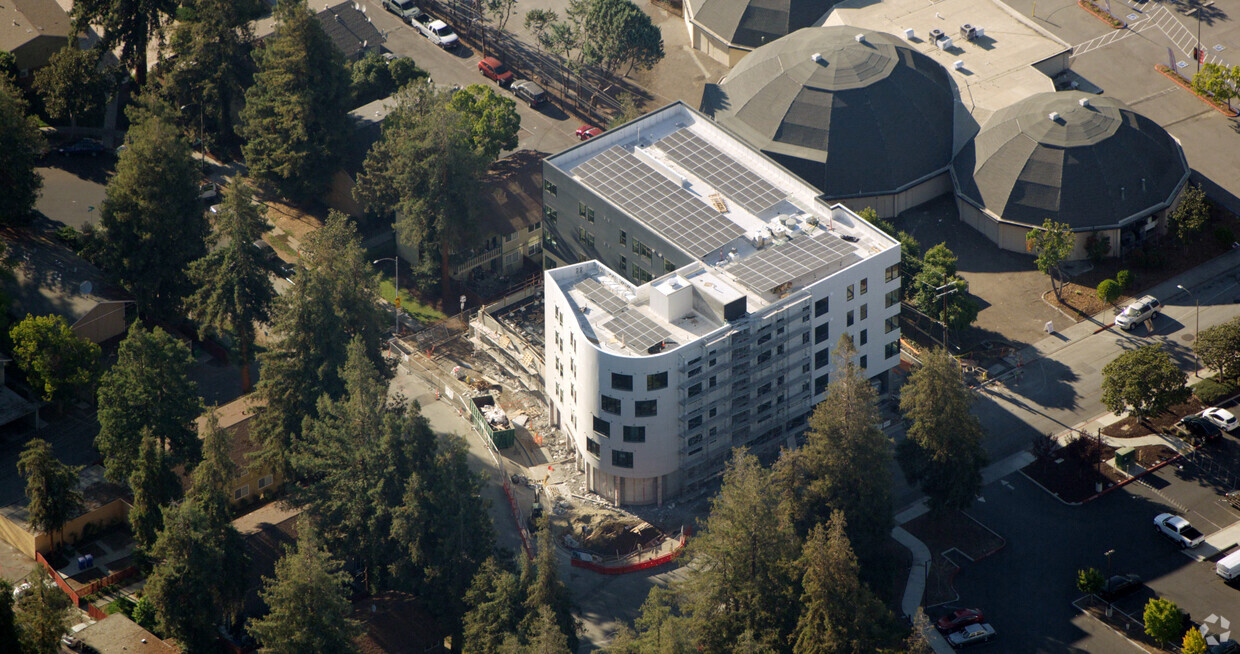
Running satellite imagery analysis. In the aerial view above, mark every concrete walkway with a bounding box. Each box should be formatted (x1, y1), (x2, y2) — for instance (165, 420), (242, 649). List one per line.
(1183, 520), (1240, 563)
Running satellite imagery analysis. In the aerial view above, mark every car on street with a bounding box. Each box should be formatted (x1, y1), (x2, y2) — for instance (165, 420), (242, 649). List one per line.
(576, 125), (603, 140)
(1114, 295), (1162, 331)
(512, 80), (548, 107)
(381, 0), (419, 22)
(1098, 573), (1142, 601)
(1179, 415), (1223, 443)
(199, 180), (219, 202)
(936, 608), (985, 633)
(411, 11), (458, 48)
(1154, 513), (1206, 548)
(57, 138), (106, 157)
(478, 57), (514, 87)
(1201, 407), (1239, 433)
(946, 623), (996, 647)
(1209, 640), (1240, 654)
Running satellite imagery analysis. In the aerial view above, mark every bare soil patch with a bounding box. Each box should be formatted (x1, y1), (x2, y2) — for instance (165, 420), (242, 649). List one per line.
(1101, 398), (1205, 439)
(903, 510), (1005, 606)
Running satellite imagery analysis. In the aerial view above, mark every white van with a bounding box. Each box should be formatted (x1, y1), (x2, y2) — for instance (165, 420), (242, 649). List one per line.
(1216, 550), (1240, 580)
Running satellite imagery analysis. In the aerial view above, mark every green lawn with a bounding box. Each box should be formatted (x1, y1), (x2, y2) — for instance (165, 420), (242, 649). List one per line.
(378, 278), (445, 324)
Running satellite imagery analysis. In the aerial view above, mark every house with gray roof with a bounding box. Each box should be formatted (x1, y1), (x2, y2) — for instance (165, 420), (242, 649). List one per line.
(684, 0), (831, 67)
(0, 0), (72, 78)
(4, 236), (131, 345)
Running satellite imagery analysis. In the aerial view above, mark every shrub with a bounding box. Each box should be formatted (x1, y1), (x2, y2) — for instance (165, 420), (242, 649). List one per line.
(1215, 225), (1236, 248)
(1116, 269), (1133, 290)
(1085, 234), (1111, 262)
(1096, 279), (1120, 304)
(53, 225), (79, 249)
(1193, 376), (1238, 405)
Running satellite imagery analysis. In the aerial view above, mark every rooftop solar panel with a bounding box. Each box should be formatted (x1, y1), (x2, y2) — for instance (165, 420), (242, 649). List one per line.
(576, 278), (628, 315)
(655, 130), (786, 215)
(602, 309), (670, 351)
(726, 234), (862, 294)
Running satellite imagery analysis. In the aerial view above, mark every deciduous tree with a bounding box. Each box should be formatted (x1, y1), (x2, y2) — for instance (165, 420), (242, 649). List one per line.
(95, 99), (207, 321)
(1170, 184), (1211, 244)
(33, 46), (110, 132)
(1026, 219), (1075, 300)
(13, 567), (70, 654)
(71, 0), (177, 86)
(16, 439), (83, 551)
(1076, 567), (1104, 597)
(0, 75), (44, 224)
(1196, 317), (1240, 379)
(96, 323), (202, 483)
(1101, 344), (1189, 420)
(187, 179), (279, 392)
(1191, 63), (1240, 110)
(1183, 625), (1209, 654)
(9, 314), (100, 406)
(897, 348), (988, 514)
(248, 524), (360, 654)
(1096, 279), (1120, 305)
(913, 243), (978, 332)
(240, 0), (350, 203)
(448, 84), (522, 160)
(1143, 598), (1183, 646)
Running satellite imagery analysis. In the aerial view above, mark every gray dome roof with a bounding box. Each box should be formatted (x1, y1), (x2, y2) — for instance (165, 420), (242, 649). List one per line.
(692, 0), (831, 50)
(701, 27), (956, 198)
(953, 91), (1189, 230)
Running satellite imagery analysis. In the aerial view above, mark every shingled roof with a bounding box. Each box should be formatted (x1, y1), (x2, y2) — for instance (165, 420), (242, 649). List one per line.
(690, 0), (831, 50)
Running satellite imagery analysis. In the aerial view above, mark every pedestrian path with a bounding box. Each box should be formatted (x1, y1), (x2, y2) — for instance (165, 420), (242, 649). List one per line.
(1070, 4), (1231, 67)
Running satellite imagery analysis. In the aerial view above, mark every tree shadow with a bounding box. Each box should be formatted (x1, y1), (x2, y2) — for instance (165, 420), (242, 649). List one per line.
(1161, 0), (1229, 26)
(992, 356), (1082, 411)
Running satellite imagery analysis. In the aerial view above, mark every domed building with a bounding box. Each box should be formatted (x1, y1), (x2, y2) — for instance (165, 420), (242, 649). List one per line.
(700, 26), (957, 217)
(684, 0), (834, 67)
(952, 91), (1190, 259)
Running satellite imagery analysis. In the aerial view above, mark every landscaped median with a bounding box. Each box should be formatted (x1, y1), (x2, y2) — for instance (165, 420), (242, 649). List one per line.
(1078, 0), (1126, 28)
(1155, 64), (1240, 117)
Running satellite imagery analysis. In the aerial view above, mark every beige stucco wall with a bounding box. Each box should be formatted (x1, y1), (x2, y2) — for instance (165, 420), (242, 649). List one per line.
(0, 499), (130, 558)
(835, 172), (954, 219)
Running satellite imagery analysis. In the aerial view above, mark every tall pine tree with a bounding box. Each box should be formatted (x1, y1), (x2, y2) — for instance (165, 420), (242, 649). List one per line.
(71, 0), (176, 86)
(16, 439), (83, 552)
(0, 73), (44, 224)
(127, 430), (182, 551)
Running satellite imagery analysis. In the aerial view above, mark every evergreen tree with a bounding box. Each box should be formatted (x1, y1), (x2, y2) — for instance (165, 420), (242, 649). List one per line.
(13, 567), (70, 654)
(776, 334), (892, 577)
(96, 323), (203, 483)
(16, 439), (83, 551)
(239, 0), (350, 203)
(187, 179), (279, 392)
(791, 512), (893, 654)
(0, 579), (18, 653)
(95, 99), (208, 321)
(897, 348), (988, 513)
(0, 74), (44, 224)
(520, 521), (579, 651)
(525, 605), (571, 654)
(127, 430), (182, 551)
(248, 524), (360, 654)
(604, 586), (691, 654)
(462, 558), (525, 654)
(188, 408), (239, 528)
(33, 45), (110, 132)
(251, 213), (385, 476)
(71, 0), (176, 86)
(9, 314), (101, 406)
(681, 450), (799, 652)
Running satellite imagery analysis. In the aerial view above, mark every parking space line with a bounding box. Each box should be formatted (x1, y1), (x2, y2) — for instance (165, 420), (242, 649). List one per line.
(1070, 5), (1232, 67)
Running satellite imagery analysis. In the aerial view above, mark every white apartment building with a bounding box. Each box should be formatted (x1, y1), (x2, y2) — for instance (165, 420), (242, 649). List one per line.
(542, 102), (901, 506)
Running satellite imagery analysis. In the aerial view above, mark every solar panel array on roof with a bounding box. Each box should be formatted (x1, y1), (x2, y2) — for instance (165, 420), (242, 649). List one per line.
(654, 129), (786, 215)
(576, 277), (627, 315)
(603, 310), (670, 352)
(573, 146), (746, 259)
(727, 233), (861, 294)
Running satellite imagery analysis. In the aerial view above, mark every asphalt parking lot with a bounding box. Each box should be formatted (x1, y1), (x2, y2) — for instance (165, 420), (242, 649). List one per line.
(35, 152), (114, 231)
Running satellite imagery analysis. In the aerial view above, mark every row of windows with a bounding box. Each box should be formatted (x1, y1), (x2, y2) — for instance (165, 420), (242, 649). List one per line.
(599, 396), (658, 416)
(578, 202), (595, 222)
(592, 417), (648, 442)
(885, 263), (900, 283)
(584, 439), (635, 468)
(611, 372), (667, 391)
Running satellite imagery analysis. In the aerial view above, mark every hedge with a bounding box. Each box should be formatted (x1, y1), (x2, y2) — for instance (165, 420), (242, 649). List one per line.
(1192, 376), (1238, 405)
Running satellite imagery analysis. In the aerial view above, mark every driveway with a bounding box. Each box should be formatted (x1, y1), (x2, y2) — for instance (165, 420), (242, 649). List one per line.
(35, 154), (115, 231)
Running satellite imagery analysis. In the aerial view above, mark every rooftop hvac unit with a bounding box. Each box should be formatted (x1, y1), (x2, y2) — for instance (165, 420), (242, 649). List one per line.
(928, 28), (945, 43)
(953, 60), (964, 70)
(960, 24), (977, 41)
(811, 52), (823, 63)
(1048, 111), (1061, 121)
(1079, 97), (1091, 107)
(903, 28), (914, 40)
(937, 36), (953, 50)
(855, 33), (867, 43)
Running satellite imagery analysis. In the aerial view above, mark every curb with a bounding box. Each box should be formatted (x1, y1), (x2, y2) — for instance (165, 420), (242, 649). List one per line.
(1155, 65), (1240, 117)
(1017, 451), (1185, 506)
(1078, 0), (1126, 28)
(1018, 468), (1084, 506)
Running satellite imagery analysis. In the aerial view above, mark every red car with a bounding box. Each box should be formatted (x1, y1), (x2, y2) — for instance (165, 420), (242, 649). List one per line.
(936, 608), (985, 633)
(478, 57), (514, 87)
(575, 125), (603, 141)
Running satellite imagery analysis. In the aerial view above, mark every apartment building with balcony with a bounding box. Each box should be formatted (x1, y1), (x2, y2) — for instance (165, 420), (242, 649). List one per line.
(542, 102), (901, 505)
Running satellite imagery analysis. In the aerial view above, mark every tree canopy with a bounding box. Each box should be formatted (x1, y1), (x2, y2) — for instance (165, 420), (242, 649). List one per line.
(71, 0), (177, 86)
(127, 430), (182, 551)
(1170, 184), (1210, 244)
(912, 243), (978, 332)
(16, 439), (83, 550)
(448, 84), (522, 161)
(9, 314), (100, 405)
(1143, 598), (1183, 646)
(1101, 344), (1189, 419)
(1191, 63), (1240, 109)
(1026, 219), (1075, 300)
(33, 46), (111, 130)
(0, 75), (44, 224)
(1196, 317), (1240, 379)
(13, 567), (71, 654)
(240, 0), (351, 203)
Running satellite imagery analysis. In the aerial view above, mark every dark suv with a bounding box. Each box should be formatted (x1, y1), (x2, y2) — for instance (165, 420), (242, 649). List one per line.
(512, 80), (548, 107)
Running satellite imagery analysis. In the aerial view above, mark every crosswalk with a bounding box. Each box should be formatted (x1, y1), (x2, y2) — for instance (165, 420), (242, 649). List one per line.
(1070, 4), (1231, 68)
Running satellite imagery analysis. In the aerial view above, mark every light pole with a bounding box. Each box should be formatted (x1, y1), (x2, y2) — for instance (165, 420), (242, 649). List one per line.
(374, 258), (401, 335)
(1190, 1), (1215, 73)
(1104, 548), (1115, 579)
(918, 276), (959, 352)
(178, 103), (206, 173)
(1177, 284), (1200, 377)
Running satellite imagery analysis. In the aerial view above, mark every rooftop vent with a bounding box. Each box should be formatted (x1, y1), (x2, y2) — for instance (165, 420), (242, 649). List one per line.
(1048, 111), (1061, 121)
(811, 52), (823, 63)
(855, 33), (866, 43)
(1079, 97), (1091, 107)
(953, 60), (964, 70)
(903, 28), (914, 40)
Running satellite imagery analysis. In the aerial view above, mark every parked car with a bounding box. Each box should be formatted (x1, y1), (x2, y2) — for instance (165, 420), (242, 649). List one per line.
(57, 138), (106, 157)
(199, 180), (219, 202)
(1114, 295), (1162, 331)
(1209, 639), (1240, 654)
(1154, 512), (1206, 548)
(1202, 407), (1239, 433)
(1098, 573), (1142, 601)
(575, 125), (603, 140)
(936, 608), (985, 633)
(512, 80), (548, 107)
(381, 0), (419, 22)
(946, 623), (996, 647)
(411, 11), (458, 48)
(478, 57), (514, 87)
(1179, 415), (1223, 443)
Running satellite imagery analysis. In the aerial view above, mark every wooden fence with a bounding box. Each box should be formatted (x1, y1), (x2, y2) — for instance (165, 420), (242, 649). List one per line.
(34, 551), (137, 620)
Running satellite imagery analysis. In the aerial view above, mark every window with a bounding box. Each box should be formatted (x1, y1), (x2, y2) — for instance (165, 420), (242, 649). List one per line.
(530, 221), (541, 232)
(802, 332), (810, 345)
(708, 375), (717, 388)
(886, 288), (900, 308)
(623, 425), (646, 442)
(860, 329), (868, 346)
(612, 450), (634, 468)
(847, 310), (855, 327)
(709, 407), (717, 418)
(886, 316), (899, 334)
(814, 297), (829, 317)
(802, 363), (810, 374)
(587, 207), (595, 223)
(687, 434), (702, 446)
(543, 206), (557, 223)
(885, 263), (900, 283)
(619, 230), (627, 246)
(688, 447), (702, 456)
(555, 306), (562, 324)
(619, 254), (628, 272)
(577, 227), (594, 248)
(635, 400), (657, 417)
(688, 415), (703, 429)
(815, 348), (830, 369)
(860, 304), (868, 321)
(593, 416), (611, 438)
(886, 341), (900, 359)
(756, 350), (772, 364)
(257, 475), (274, 490)
(757, 382), (772, 395)
(586, 438), (600, 456)
(601, 395), (621, 414)
(578, 202), (586, 217)
(860, 355), (868, 369)
(815, 323), (829, 344)
(543, 180), (557, 196)
(860, 278), (868, 295)
(688, 367), (701, 377)
(632, 240), (652, 259)
(665, 260), (676, 273)
(815, 373), (830, 396)
(688, 383), (702, 397)
(846, 284), (854, 301)
(632, 266), (652, 284)
(234, 485), (250, 501)
(612, 373), (633, 391)
(646, 372), (668, 390)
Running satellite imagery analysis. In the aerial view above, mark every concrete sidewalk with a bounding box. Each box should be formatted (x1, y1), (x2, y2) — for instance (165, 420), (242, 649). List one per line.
(1182, 520), (1240, 563)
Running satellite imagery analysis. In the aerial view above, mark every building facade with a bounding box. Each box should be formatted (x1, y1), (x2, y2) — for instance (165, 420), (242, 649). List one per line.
(542, 103), (901, 505)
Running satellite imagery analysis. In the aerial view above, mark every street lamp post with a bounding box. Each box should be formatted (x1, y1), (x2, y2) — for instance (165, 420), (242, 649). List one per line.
(1177, 284), (1200, 377)
(918, 277), (959, 352)
(374, 257), (401, 335)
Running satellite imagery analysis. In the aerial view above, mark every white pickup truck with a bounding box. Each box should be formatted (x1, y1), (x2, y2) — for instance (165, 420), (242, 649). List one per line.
(410, 11), (458, 49)
(1154, 513), (1205, 548)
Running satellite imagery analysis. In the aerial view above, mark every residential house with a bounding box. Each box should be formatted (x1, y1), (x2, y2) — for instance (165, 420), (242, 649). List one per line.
(0, 0), (72, 78)
(4, 236), (130, 344)
(316, 1), (383, 60)
(75, 614), (178, 654)
(191, 396), (283, 506)
(0, 465), (129, 557)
